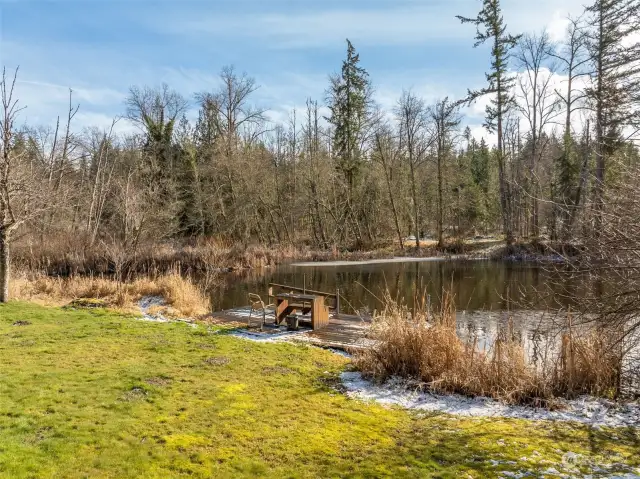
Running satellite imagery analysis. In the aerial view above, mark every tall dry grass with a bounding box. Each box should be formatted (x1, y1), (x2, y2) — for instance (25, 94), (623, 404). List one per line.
(354, 292), (625, 405)
(11, 235), (406, 278)
(10, 271), (210, 318)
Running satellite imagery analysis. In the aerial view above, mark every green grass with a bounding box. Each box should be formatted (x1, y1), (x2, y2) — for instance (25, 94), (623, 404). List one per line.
(0, 302), (638, 478)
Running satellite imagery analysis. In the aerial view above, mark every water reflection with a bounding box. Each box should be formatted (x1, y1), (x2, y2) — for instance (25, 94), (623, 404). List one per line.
(212, 259), (583, 315)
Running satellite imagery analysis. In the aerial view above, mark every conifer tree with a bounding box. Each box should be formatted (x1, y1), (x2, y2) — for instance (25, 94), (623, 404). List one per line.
(458, 0), (522, 244)
(327, 39), (371, 193)
(326, 39), (372, 244)
(585, 0), (640, 229)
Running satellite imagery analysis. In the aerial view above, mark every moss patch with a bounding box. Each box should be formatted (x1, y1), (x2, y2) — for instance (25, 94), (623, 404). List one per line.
(0, 301), (638, 478)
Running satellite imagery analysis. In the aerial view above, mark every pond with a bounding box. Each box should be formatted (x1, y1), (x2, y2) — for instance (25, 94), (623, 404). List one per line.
(211, 258), (585, 315)
(210, 258), (637, 391)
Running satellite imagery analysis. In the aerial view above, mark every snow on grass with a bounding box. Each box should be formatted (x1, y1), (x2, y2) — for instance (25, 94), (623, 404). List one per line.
(138, 296), (170, 322)
(341, 372), (640, 429)
(225, 328), (311, 343)
(137, 296), (197, 327)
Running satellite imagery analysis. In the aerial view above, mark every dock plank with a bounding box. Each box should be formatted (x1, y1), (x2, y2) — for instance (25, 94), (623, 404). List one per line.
(207, 309), (372, 351)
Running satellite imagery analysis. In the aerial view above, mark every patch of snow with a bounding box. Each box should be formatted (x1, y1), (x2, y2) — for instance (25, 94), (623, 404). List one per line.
(226, 328), (310, 343)
(340, 372), (640, 428)
(137, 296), (196, 327)
(220, 306), (279, 322)
(138, 296), (171, 322)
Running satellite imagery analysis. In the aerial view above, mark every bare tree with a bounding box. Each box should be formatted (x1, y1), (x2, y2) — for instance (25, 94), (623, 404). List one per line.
(302, 99), (329, 249)
(195, 66), (267, 243)
(0, 68), (57, 301)
(126, 83), (188, 142)
(549, 16), (592, 239)
(0, 68), (22, 301)
(84, 121), (120, 246)
(516, 31), (562, 237)
(396, 90), (433, 249)
(196, 66), (266, 154)
(372, 120), (404, 250)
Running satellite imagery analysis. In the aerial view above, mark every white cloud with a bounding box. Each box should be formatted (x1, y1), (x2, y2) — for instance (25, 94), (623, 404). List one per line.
(165, 5), (461, 49)
(12, 78), (126, 130)
(157, 0), (590, 49)
(468, 124), (497, 146)
(73, 113), (136, 136)
(503, 0), (587, 38)
(547, 11), (573, 43)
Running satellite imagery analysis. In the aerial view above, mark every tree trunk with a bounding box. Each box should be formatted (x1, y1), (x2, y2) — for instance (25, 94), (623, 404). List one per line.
(437, 131), (444, 248)
(593, 9), (605, 235)
(0, 226), (9, 303)
(497, 146), (514, 244)
(383, 167), (404, 250)
(409, 162), (420, 250)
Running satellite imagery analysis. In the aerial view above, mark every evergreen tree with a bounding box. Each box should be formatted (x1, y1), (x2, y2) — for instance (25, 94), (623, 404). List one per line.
(327, 39), (371, 192)
(471, 137), (491, 192)
(585, 0), (640, 229)
(458, 0), (522, 244)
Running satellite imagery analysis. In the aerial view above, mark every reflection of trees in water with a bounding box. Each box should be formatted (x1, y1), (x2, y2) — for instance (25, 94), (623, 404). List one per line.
(210, 263), (614, 364)
(211, 261), (591, 315)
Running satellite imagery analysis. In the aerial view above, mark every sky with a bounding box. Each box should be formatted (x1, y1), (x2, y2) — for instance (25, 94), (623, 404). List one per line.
(0, 0), (588, 140)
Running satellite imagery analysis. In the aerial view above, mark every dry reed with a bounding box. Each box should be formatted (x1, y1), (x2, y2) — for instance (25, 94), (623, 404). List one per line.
(354, 291), (625, 405)
(9, 271), (210, 318)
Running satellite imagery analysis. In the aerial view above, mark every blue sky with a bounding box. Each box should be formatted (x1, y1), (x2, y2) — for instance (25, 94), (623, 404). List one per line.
(0, 0), (585, 138)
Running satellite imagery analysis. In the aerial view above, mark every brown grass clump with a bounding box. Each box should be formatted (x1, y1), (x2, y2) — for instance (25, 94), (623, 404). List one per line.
(354, 292), (625, 405)
(555, 326), (623, 398)
(10, 272), (210, 318)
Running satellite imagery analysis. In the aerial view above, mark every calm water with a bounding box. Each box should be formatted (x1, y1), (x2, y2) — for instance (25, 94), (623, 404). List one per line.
(211, 259), (637, 387)
(211, 259), (584, 315)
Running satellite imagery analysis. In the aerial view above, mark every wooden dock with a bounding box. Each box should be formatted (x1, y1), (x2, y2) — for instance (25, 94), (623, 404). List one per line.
(304, 314), (372, 350)
(207, 308), (373, 351)
(208, 283), (373, 351)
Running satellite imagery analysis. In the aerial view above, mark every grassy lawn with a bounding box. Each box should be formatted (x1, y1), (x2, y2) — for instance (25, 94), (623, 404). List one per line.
(0, 303), (638, 478)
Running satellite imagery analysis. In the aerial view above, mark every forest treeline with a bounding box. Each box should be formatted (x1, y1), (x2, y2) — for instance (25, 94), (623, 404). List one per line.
(0, 0), (639, 301)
